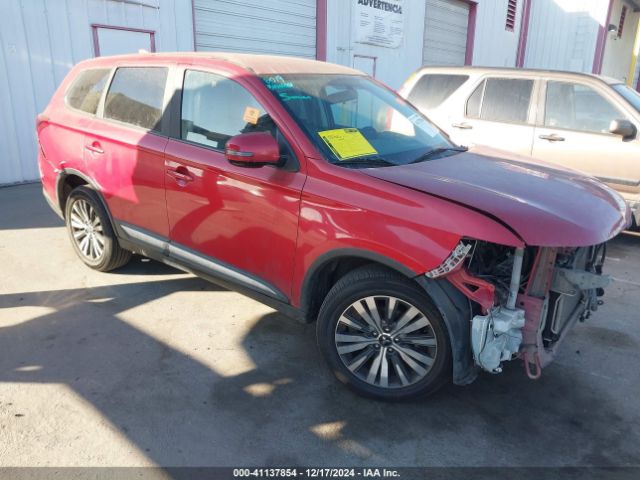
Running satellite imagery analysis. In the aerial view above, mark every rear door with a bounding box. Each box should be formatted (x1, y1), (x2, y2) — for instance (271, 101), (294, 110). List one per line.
(450, 76), (538, 156)
(163, 67), (306, 301)
(86, 65), (171, 240)
(532, 80), (640, 203)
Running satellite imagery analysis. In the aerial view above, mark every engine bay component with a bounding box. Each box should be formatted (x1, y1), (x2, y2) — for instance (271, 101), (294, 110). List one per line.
(471, 307), (526, 373)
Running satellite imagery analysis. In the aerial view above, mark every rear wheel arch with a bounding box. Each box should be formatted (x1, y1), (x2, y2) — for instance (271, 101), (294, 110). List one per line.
(56, 170), (112, 224)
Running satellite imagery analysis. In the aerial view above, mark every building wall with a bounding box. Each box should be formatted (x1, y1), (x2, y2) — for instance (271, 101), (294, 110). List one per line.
(0, 0), (193, 185)
(325, 0), (427, 89)
(601, 0), (640, 82)
(473, 0), (524, 67)
(523, 0), (608, 73)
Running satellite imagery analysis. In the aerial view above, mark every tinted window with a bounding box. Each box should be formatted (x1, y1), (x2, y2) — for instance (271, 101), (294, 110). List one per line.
(545, 82), (625, 133)
(66, 69), (110, 114)
(466, 81), (484, 118)
(104, 67), (168, 131)
(181, 70), (273, 150)
(480, 78), (533, 123)
(408, 74), (469, 110)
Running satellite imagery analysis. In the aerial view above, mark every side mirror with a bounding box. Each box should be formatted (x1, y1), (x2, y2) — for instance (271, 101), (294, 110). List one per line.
(609, 119), (637, 140)
(225, 132), (280, 168)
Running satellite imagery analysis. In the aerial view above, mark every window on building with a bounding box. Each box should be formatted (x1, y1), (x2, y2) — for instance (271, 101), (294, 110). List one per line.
(545, 82), (626, 133)
(618, 6), (627, 38)
(181, 70), (274, 150)
(466, 78), (533, 124)
(506, 0), (517, 32)
(104, 67), (167, 131)
(407, 74), (470, 110)
(66, 69), (111, 114)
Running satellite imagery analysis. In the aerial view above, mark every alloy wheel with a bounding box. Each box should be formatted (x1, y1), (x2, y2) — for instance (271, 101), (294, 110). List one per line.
(69, 199), (105, 261)
(334, 295), (438, 389)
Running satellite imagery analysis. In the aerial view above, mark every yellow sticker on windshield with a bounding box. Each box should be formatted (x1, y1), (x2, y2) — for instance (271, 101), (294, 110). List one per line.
(318, 128), (377, 160)
(243, 106), (261, 125)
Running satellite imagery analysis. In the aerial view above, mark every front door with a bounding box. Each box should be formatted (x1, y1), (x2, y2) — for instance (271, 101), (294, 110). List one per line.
(532, 80), (640, 204)
(163, 68), (305, 300)
(450, 76), (537, 157)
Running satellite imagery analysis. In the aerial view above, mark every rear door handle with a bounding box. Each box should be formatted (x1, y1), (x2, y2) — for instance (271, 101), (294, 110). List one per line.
(167, 167), (194, 184)
(539, 134), (565, 142)
(452, 122), (473, 130)
(85, 142), (104, 154)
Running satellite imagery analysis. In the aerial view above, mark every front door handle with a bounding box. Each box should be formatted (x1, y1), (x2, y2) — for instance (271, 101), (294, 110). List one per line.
(167, 167), (194, 185)
(539, 134), (565, 142)
(452, 122), (473, 130)
(85, 142), (104, 154)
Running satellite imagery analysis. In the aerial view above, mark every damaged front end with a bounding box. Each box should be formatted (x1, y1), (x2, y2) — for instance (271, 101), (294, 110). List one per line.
(430, 240), (610, 380)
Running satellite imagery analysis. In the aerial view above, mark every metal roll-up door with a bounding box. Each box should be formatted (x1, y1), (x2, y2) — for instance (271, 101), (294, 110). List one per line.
(193, 0), (317, 58)
(423, 0), (470, 66)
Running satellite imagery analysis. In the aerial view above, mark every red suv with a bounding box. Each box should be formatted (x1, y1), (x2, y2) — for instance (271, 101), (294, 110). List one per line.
(37, 53), (629, 400)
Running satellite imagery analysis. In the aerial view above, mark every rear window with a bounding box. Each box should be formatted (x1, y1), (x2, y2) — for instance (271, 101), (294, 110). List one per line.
(466, 78), (533, 124)
(104, 67), (168, 131)
(407, 74), (469, 110)
(66, 69), (111, 114)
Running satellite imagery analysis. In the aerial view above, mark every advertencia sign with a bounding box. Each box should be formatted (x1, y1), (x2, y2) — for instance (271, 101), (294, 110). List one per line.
(354, 0), (404, 49)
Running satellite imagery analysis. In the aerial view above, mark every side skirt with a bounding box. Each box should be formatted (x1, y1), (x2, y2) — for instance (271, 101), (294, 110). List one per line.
(114, 221), (306, 323)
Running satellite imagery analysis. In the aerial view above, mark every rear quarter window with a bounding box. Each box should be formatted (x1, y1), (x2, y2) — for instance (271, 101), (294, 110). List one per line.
(407, 74), (469, 110)
(65, 69), (111, 114)
(104, 67), (168, 131)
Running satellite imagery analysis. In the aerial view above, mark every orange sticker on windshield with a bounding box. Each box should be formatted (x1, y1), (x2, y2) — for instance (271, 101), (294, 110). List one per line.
(243, 107), (261, 125)
(318, 128), (377, 160)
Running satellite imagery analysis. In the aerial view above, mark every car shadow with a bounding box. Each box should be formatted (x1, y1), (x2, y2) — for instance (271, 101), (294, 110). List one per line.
(0, 183), (63, 230)
(1, 272), (638, 471)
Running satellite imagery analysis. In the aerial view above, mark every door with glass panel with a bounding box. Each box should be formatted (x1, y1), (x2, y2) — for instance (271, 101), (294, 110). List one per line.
(450, 76), (537, 156)
(163, 68), (305, 300)
(532, 80), (640, 201)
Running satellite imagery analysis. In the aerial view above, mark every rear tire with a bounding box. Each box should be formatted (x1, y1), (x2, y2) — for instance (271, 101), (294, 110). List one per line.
(316, 266), (452, 401)
(65, 186), (131, 272)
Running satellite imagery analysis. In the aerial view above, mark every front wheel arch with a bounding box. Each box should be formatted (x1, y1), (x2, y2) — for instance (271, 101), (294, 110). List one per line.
(299, 249), (418, 323)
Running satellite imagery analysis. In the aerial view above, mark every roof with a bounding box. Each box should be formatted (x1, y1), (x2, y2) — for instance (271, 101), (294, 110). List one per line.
(413, 65), (624, 85)
(81, 52), (362, 76)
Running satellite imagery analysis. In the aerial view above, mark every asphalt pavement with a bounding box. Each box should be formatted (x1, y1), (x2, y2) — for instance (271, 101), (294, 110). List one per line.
(0, 183), (639, 470)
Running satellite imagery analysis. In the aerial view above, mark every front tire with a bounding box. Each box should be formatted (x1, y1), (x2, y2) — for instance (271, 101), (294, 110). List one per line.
(317, 266), (452, 400)
(65, 186), (131, 272)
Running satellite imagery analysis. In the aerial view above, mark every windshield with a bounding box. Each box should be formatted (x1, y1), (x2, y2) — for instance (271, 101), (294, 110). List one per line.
(261, 74), (458, 167)
(613, 83), (640, 112)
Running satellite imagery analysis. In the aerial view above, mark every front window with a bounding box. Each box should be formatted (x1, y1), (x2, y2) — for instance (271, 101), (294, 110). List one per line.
(612, 83), (640, 113)
(545, 81), (626, 134)
(261, 74), (457, 167)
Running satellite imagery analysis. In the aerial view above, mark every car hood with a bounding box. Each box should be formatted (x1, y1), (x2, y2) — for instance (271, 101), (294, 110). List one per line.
(361, 146), (630, 247)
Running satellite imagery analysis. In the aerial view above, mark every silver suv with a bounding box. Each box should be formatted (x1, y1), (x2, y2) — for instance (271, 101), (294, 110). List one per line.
(400, 67), (640, 227)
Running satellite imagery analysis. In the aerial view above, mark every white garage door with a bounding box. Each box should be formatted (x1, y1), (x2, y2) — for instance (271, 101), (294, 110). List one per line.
(194, 0), (317, 58)
(423, 0), (470, 66)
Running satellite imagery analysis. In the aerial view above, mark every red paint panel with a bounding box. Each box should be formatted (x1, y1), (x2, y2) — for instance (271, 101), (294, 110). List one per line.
(316, 0), (328, 61)
(465, 2), (477, 66)
(362, 146), (629, 247)
(516, 0), (532, 67)
(164, 139), (305, 299)
(84, 120), (170, 238)
(593, 0), (614, 74)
